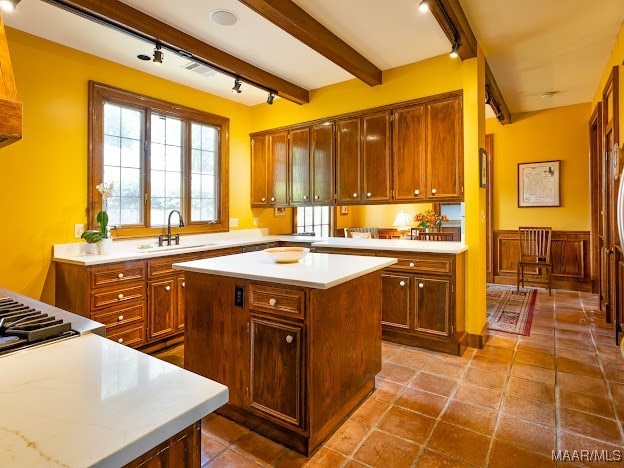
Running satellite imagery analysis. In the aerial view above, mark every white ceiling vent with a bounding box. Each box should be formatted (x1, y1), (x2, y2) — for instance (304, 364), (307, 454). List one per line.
(183, 61), (217, 77)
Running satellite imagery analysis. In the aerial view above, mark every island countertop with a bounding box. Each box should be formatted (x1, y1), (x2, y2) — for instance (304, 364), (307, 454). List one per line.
(0, 333), (228, 467)
(173, 251), (397, 289)
(312, 237), (467, 253)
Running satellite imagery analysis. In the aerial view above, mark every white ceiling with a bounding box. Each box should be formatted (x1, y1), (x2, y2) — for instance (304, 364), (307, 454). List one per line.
(3, 0), (624, 115)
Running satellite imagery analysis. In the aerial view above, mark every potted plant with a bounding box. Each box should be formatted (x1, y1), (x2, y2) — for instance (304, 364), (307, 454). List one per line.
(82, 181), (114, 254)
(414, 209), (448, 232)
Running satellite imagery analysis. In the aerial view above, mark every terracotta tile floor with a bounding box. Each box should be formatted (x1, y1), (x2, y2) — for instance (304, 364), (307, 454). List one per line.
(154, 289), (624, 467)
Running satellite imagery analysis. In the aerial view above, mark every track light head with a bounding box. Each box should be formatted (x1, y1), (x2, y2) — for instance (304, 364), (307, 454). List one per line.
(449, 40), (460, 59)
(267, 92), (275, 105)
(418, 0), (429, 13)
(153, 44), (164, 64)
(232, 78), (242, 94)
(0, 0), (21, 12)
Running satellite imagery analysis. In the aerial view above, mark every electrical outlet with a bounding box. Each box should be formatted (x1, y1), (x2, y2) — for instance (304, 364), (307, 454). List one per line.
(74, 223), (85, 238)
(253, 217), (258, 226)
(229, 218), (238, 228)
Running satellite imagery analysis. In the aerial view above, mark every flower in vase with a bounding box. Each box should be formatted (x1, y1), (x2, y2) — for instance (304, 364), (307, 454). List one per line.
(413, 209), (448, 231)
(81, 181), (114, 243)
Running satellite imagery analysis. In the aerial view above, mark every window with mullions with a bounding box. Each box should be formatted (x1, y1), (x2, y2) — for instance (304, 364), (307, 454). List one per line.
(89, 82), (229, 237)
(295, 206), (331, 237)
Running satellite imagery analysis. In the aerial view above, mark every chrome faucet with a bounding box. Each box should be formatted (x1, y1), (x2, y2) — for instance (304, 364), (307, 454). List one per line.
(159, 210), (185, 246)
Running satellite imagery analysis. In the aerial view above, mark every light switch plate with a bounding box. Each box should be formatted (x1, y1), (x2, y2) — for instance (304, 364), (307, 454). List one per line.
(74, 223), (85, 238)
(229, 218), (238, 228)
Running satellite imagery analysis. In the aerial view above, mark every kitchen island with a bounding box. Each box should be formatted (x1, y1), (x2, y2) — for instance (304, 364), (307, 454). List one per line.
(174, 251), (396, 455)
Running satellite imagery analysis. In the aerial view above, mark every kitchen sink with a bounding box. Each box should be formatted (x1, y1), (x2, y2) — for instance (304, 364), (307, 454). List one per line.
(137, 243), (217, 252)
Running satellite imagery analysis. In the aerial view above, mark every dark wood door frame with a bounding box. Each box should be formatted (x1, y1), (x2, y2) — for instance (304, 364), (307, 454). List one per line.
(589, 103), (603, 294)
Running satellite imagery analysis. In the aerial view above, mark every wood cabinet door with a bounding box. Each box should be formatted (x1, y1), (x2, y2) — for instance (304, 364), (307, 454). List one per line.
(251, 135), (269, 206)
(393, 105), (426, 201)
(335, 117), (362, 204)
(148, 277), (177, 340)
(269, 131), (289, 205)
(414, 277), (451, 337)
(250, 317), (303, 428)
(311, 122), (335, 204)
(426, 96), (463, 201)
(362, 111), (391, 202)
(289, 127), (310, 205)
(176, 275), (186, 331)
(381, 273), (411, 330)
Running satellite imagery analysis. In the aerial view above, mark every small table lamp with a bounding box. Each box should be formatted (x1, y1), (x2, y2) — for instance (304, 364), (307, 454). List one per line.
(392, 211), (411, 239)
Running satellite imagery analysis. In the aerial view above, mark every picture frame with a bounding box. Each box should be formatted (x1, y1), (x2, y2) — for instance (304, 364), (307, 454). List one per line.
(479, 148), (488, 188)
(518, 160), (561, 207)
(340, 206), (348, 216)
(274, 207), (287, 217)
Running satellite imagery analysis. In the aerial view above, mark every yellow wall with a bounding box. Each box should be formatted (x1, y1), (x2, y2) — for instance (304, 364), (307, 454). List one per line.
(485, 103), (591, 231)
(1, 28), (256, 300)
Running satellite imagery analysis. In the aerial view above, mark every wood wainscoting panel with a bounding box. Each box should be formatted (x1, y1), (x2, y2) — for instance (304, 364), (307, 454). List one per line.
(493, 230), (590, 292)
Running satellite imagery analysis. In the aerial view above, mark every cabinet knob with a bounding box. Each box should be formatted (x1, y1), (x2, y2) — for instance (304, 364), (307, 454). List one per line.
(118, 338), (124, 344)
(182, 282), (186, 288)
(118, 294), (124, 300)
(165, 285), (171, 291)
(315, 195), (320, 200)
(303, 195), (308, 200)
(367, 192), (372, 197)
(352, 193), (358, 198)
(419, 283), (424, 288)
(431, 188), (437, 194)
(399, 281), (406, 287)
(409, 262), (415, 268)
(414, 190), (420, 196)
(269, 298), (277, 306)
(118, 315), (124, 321)
(118, 273), (124, 279)
(271, 197), (275, 202)
(261, 197), (266, 202)
(286, 335), (293, 344)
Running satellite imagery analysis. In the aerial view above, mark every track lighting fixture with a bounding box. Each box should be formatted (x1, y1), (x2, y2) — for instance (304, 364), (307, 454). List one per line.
(153, 44), (164, 64)
(267, 92), (275, 105)
(449, 40), (460, 59)
(418, 0), (429, 13)
(0, 0), (21, 12)
(232, 78), (242, 94)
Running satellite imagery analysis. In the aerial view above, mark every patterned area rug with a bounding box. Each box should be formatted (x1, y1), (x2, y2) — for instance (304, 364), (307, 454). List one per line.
(486, 284), (537, 336)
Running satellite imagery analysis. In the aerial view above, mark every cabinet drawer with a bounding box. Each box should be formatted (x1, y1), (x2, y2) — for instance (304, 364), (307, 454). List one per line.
(91, 302), (145, 329)
(388, 257), (452, 275)
(148, 254), (199, 278)
(107, 323), (145, 348)
(91, 284), (146, 310)
(89, 261), (146, 288)
(249, 284), (305, 319)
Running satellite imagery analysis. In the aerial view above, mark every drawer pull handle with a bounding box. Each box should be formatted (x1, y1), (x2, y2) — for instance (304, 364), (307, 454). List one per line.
(367, 192), (372, 197)
(165, 285), (171, 291)
(303, 195), (308, 200)
(399, 281), (405, 287)
(118, 338), (124, 344)
(431, 188), (437, 194)
(269, 298), (277, 306)
(118, 273), (124, 279)
(261, 197), (266, 202)
(118, 294), (124, 300)
(419, 283), (424, 288)
(352, 193), (358, 198)
(286, 335), (293, 344)
(414, 189), (420, 196)
(409, 262), (415, 268)
(118, 315), (124, 321)
(182, 282), (186, 288)
(271, 197), (275, 202)
(315, 195), (320, 200)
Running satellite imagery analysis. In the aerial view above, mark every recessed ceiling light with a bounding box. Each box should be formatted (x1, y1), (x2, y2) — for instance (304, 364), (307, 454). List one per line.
(210, 9), (238, 26)
(137, 54), (150, 61)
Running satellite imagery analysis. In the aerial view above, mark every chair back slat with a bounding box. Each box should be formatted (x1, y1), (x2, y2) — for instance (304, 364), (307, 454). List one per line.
(417, 231), (454, 241)
(344, 227), (379, 239)
(518, 226), (552, 260)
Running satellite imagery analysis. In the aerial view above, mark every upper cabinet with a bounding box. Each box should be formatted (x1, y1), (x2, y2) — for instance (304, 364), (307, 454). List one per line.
(336, 111), (391, 204)
(0, 14), (23, 148)
(251, 91), (463, 208)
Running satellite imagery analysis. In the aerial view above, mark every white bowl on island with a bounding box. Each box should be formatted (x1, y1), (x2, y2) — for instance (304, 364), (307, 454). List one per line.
(263, 247), (310, 263)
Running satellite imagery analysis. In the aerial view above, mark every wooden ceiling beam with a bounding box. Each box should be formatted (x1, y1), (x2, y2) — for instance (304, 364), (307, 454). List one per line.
(429, 0), (511, 124)
(41, 0), (310, 104)
(238, 0), (382, 86)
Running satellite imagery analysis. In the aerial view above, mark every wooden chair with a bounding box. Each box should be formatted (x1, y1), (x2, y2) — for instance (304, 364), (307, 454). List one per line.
(344, 227), (379, 239)
(517, 226), (552, 295)
(416, 231), (455, 241)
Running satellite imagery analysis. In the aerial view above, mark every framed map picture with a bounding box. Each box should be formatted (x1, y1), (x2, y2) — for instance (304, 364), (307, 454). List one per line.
(518, 160), (561, 207)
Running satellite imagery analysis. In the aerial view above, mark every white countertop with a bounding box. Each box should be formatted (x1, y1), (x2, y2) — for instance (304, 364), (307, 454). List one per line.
(173, 251), (397, 289)
(0, 333), (228, 467)
(313, 237), (468, 254)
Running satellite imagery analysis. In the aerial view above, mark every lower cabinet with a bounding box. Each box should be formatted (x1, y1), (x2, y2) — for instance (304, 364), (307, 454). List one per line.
(147, 277), (178, 340)
(381, 273), (410, 329)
